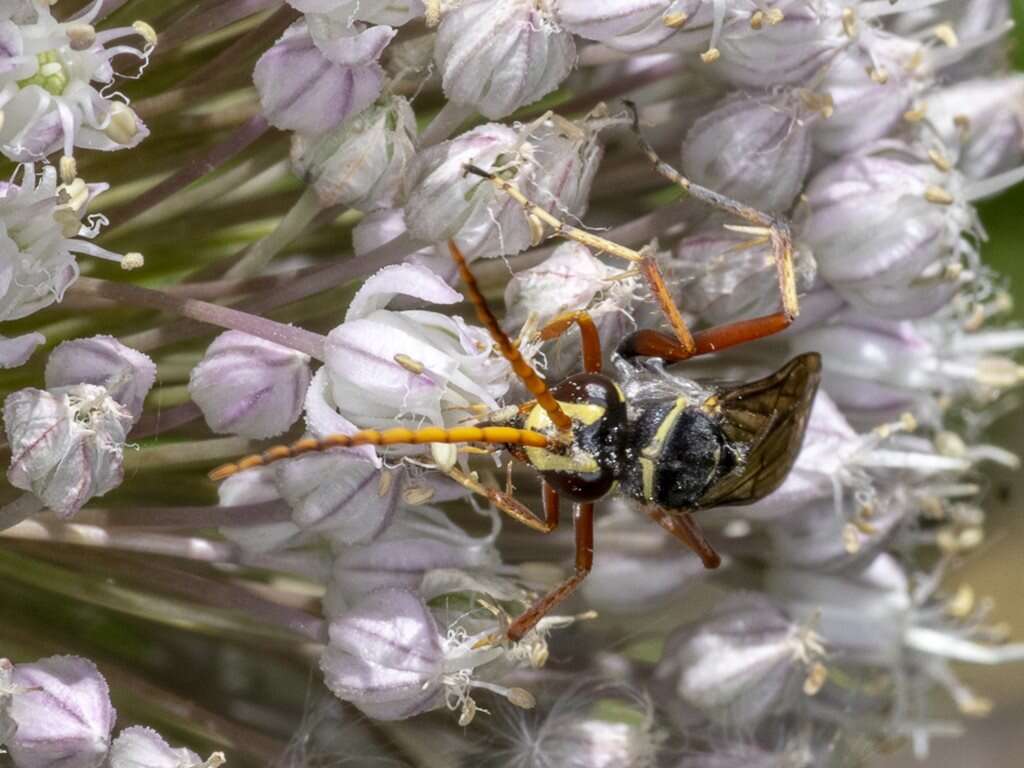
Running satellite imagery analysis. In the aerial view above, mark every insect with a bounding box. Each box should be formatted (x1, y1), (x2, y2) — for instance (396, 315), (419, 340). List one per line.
(210, 106), (821, 642)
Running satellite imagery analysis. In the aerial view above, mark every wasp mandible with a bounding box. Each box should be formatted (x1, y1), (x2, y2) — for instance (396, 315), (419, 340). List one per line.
(210, 107), (821, 642)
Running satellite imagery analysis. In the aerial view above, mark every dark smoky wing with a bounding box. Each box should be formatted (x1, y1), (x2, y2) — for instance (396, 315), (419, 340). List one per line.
(696, 353), (822, 509)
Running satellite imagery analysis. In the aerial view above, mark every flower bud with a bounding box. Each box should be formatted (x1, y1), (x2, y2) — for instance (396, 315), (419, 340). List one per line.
(800, 142), (976, 318)
(925, 76), (1024, 181)
(108, 726), (224, 768)
(4, 384), (133, 518)
(288, 1), (425, 26)
(6, 655), (115, 768)
(320, 587), (445, 719)
(813, 35), (928, 156)
(274, 454), (400, 545)
(253, 17), (395, 135)
(45, 336), (156, 424)
(1, 657), (16, 745)
(325, 506), (501, 616)
(189, 331), (312, 439)
(556, 0), (693, 52)
(708, 0), (847, 88)
(291, 94), (417, 211)
(681, 89), (817, 212)
(669, 223), (816, 325)
(404, 115), (603, 259)
(504, 242), (639, 375)
(656, 594), (822, 725)
(1, 331), (45, 369)
(320, 263), (509, 430)
(352, 208), (452, 281)
(216, 466), (317, 558)
(435, 0), (575, 119)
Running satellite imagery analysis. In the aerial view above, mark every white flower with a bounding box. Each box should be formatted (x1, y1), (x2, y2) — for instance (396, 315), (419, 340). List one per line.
(189, 330), (312, 439)
(0, 165), (138, 360)
(0, 0), (153, 161)
(287, 0), (425, 26)
(290, 93), (418, 211)
(45, 335), (156, 424)
(4, 383), (133, 518)
(108, 727), (224, 768)
(253, 15), (395, 135)
(434, 0), (575, 119)
(6, 655), (116, 768)
(314, 263), (510, 432)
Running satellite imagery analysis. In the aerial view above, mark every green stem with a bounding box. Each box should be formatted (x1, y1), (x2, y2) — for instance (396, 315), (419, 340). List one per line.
(225, 185), (325, 278)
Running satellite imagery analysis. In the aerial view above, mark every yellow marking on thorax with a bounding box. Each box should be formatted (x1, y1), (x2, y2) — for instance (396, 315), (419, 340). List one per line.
(640, 396), (688, 501)
(523, 400), (604, 474)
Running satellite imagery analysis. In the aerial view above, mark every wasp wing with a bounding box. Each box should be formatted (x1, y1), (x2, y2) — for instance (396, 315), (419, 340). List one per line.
(696, 352), (822, 509)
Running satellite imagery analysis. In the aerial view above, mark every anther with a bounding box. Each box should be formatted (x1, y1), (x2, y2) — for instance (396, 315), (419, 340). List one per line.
(133, 20), (158, 48)
(59, 155), (77, 184)
(928, 148), (952, 172)
(104, 102), (139, 145)
(66, 23), (96, 51)
(394, 353), (425, 374)
(925, 186), (954, 205)
(700, 48), (721, 64)
(841, 8), (857, 38)
(664, 11), (688, 28)
(932, 23), (959, 47)
(121, 252), (144, 270)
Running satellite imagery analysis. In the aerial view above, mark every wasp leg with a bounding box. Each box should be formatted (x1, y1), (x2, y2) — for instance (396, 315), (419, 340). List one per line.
(447, 468), (559, 534)
(538, 310), (603, 373)
(647, 506), (721, 569)
(622, 102), (798, 360)
(619, 311), (792, 362)
(508, 499), (593, 642)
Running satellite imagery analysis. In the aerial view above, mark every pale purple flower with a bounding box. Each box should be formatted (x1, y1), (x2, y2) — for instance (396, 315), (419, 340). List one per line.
(556, 0), (694, 52)
(45, 335), (156, 424)
(0, 1), (153, 161)
(403, 115), (604, 259)
(681, 89), (818, 212)
(317, 263), (510, 431)
(291, 93), (418, 211)
(253, 16), (395, 135)
(656, 594), (825, 725)
(669, 224), (816, 325)
(925, 76), (1024, 181)
(189, 330), (312, 439)
(288, 0), (425, 26)
(5, 655), (116, 768)
(434, 0), (576, 119)
(0, 165), (136, 354)
(325, 504), (502, 615)
(0, 330), (44, 368)
(4, 383), (133, 518)
(320, 587), (447, 720)
(108, 727), (224, 768)
(801, 141), (978, 318)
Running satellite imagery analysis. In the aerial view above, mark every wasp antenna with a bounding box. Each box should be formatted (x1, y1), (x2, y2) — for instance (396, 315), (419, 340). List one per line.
(447, 240), (574, 434)
(208, 425), (556, 481)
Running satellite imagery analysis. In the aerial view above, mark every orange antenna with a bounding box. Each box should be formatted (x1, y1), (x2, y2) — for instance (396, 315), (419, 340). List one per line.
(208, 425), (554, 481)
(447, 240), (574, 435)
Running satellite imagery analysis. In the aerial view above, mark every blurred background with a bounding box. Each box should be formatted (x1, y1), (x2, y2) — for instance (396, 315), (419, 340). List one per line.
(879, 1), (1024, 764)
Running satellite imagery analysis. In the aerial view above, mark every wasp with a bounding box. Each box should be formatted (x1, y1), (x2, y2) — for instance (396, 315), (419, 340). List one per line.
(210, 107), (821, 642)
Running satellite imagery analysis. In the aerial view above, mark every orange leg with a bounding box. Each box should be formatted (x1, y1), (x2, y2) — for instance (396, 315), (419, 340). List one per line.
(538, 310), (603, 373)
(647, 506), (721, 569)
(508, 499), (594, 641)
(619, 311), (791, 362)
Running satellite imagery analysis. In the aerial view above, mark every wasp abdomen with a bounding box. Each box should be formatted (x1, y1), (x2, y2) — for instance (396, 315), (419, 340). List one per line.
(622, 399), (736, 510)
